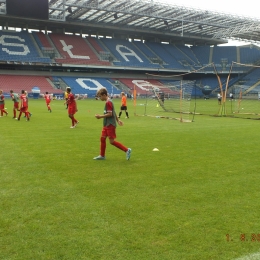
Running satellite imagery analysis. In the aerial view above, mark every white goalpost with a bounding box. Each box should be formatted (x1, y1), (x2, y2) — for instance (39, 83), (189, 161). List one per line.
(133, 80), (194, 122)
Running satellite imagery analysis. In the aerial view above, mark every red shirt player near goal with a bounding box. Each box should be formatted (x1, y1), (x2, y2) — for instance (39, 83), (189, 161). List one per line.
(44, 91), (52, 112)
(64, 87), (79, 128)
(17, 90), (30, 121)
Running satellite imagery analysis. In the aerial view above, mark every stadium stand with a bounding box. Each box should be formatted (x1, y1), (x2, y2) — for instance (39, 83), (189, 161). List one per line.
(0, 74), (63, 94)
(190, 46), (211, 66)
(99, 38), (160, 68)
(238, 68), (260, 93)
(32, 32), (53, 49)
(0, 31), (52, 63)
(85, 37), (105, 54)
(48, 33), (111, 66)
(145, 42), (185, 70)
(56, 77), (121, 97)
(131, 41), (163, 66)
(1, 30), (260, 72)
(197, 77), (222, 91)
(175, 45), (201, 67)
(117, 78), (151, 95)
(117, 78), (177, 96)
(239, 45), (260, 64)
(1, 31), (260, 99)
(196, 75), (239, 93)
(211, 46), (237, 67)
(162, 44), (196, 70)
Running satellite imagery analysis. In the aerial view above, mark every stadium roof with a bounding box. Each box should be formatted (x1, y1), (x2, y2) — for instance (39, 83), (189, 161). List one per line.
(1, 0), (260, 46)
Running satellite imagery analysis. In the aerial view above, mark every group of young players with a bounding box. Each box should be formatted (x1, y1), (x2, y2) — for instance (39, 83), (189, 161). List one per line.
(1, 87), (131, 160)
(0, 87), (78, 126)
(0, 89), (32, 120)
(0, 89), (53, 120)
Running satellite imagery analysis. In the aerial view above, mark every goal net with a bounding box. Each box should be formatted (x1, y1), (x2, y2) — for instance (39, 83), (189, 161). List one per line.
(131, 61), (260, 120)
(133, 79), (194, 122)
(132, 61), (260, 120)
(219, 62), (260, 119)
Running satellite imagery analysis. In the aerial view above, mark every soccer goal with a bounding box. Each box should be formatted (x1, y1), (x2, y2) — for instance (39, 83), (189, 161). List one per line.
(133, 79), (194, 122)
(218, 62), (260, 119)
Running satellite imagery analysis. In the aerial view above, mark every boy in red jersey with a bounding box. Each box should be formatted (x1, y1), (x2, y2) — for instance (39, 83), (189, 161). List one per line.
(93, 88), (131, 160)
(64, 87), (79, 128)
(23, 91), (32, 118)
(0, 89), (8, 117)
(10, 90), (19, 119)
(118, 92), (129, 119)
(44, 91), (52, 112)
(17, 90), (30, 121)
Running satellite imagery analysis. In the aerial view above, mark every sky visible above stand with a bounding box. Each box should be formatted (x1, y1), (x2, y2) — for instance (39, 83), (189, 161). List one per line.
(158, 0), (259, 18)
(157, 0), (259, 45)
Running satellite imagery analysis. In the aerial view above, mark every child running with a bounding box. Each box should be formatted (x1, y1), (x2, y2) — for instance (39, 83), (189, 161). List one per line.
(44, 91), (52, 112)
(93, 88), (131, 160)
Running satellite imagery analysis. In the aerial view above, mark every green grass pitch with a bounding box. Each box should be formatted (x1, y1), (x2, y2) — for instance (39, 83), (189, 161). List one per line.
(1, 98), (260, 260)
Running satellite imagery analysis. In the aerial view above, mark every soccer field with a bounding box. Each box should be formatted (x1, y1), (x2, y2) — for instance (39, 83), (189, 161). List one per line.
(1, 98), (260, 260)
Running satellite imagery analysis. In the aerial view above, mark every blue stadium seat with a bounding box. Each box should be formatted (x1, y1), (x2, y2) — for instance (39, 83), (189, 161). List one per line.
(190, 46), (211, 66)
(60, 77), (122, 97)
(239, 46), (260, 64)
(100, 38), (160, 69)
(145, 42), (185, 70)
(0, 31), (51, 63)
(212, 46), (237, 66)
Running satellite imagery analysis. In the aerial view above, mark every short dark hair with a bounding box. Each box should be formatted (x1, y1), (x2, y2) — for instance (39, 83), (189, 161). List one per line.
(96, 88), (107, 97)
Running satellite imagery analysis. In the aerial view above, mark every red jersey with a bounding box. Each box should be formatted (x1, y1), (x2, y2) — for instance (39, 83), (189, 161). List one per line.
(67, 93), (77, 115)
(44, 94), (51, 103)
(67, 93), (76, 106)
(20, 94), (28, 108)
